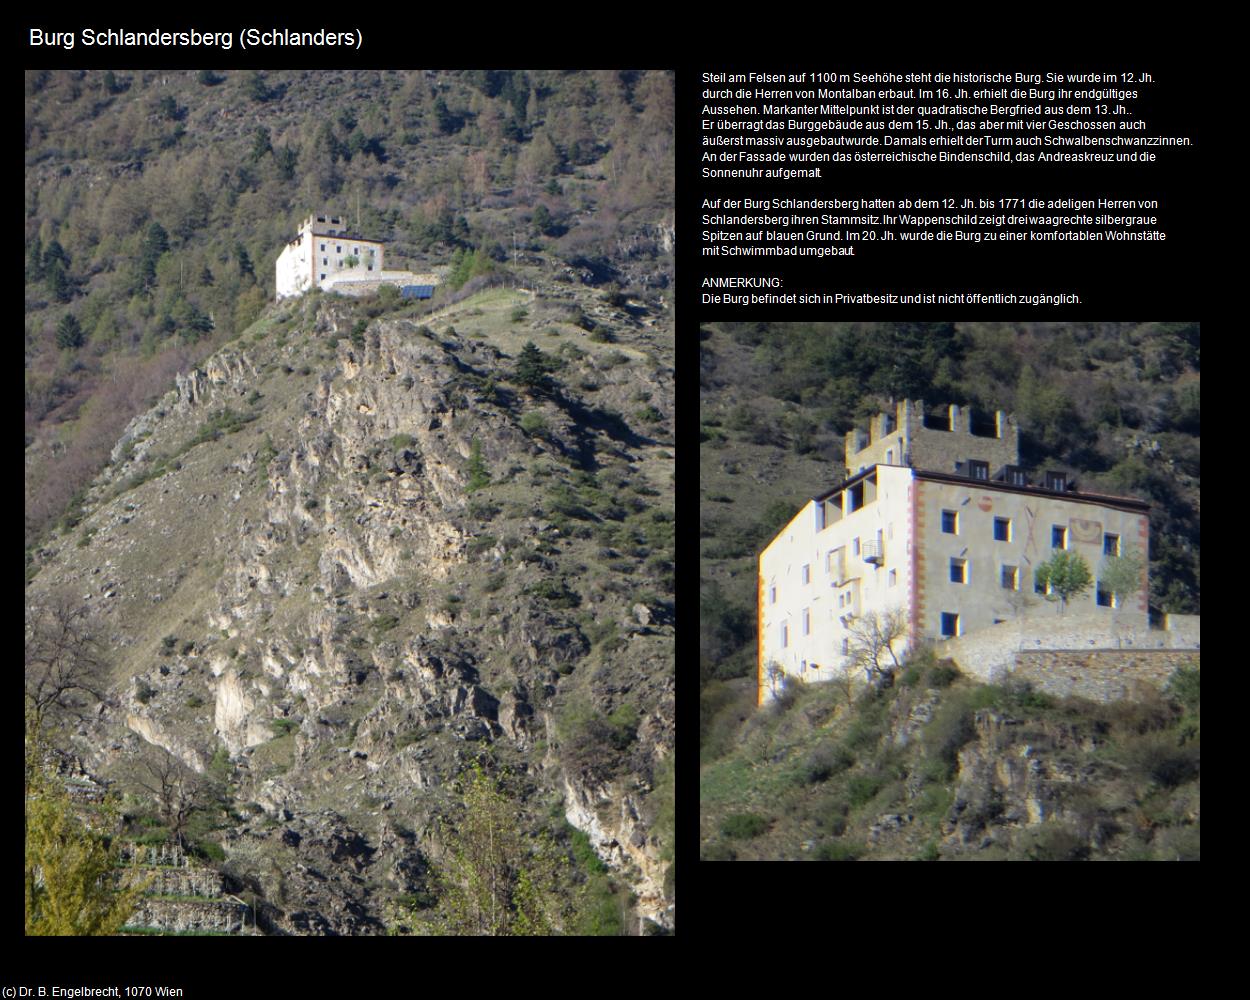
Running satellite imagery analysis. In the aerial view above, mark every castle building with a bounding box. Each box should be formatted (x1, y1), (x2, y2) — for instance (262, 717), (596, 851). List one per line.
(275, 212), (437, 300)
(756, 400), (1151, 704)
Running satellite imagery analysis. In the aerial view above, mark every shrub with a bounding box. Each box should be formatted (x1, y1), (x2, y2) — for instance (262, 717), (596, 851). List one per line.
(520, 412), (548, 436)
(1123, 732), (1200, 788)
(1165, 665), (1200, 712)
(720, 813), (769, 840)
(926, 663), (960, 688)
(847, 773), (885, 808)
(803, 743), (853, 784)
(923, 687), (992, 769)
(1017, 823), (1089, 862)
(270, 718), (299, 737)
(815, 840), (862, 861)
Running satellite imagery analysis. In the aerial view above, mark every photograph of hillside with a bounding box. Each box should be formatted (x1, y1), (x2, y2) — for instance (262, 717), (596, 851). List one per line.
(25, 69), (674, 934)
(700, 322), (1199, 861)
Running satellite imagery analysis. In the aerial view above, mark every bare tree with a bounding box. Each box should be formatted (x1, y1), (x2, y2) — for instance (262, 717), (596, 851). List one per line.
(845, 608), (908, 691)
(25, 595), (110, 743)
(133, 750), (201, 848)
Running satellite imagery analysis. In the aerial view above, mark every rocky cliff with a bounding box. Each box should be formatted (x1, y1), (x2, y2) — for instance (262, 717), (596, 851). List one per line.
(27, 283), (675, 931)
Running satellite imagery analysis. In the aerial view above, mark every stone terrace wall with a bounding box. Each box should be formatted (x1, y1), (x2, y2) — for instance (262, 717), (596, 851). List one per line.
(934, 609), (1198, 682)
(1011, 649), (1200, 702)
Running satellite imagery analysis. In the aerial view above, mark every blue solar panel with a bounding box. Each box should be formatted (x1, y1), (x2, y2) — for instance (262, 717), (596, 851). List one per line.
(399, 285), (435, 299)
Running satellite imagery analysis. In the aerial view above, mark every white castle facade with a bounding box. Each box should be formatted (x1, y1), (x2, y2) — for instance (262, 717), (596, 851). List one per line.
(756, 400), (1157, 704)
(275, 212), (437, 300)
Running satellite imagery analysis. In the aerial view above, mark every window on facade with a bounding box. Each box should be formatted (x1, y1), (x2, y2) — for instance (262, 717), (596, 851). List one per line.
(1001, 565), (1018, 590)
(769, 586), (776, 604)
(1104, 533), (1120, 556)
(802, 608), (810, 635)
(1096, 585), (1115, 608)
(1052, 525), (1067, 549)
(320, 273), (326, 281)
(889, 569), (897, 586)
(323, 257), (327, 265)
(802, 564), (810, 585)
(781, 623), (789, 648)
(994, 517), (1011, 542)
(885, 449), (893, 464)
(1035, 575), (1050, 595)
(941, 510), (958, 534)
(950, 558), (966, 584)
(1046, 471), (1068, 491)
(841, 638), (849, 655)
(968, 460), (989, 480)
(337, 245), (342, 253)
(320, 243), (325, 251)
(853, 537), (860, 556)
(1008, 467), (1028, 486)
(940, 612), (959, 638)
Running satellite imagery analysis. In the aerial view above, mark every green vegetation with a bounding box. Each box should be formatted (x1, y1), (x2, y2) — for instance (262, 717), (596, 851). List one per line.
(26, 759), (146, 934)
(465, 438), (490, 493)
(701, 652), (1199, 861)
(1034, 550), (1093, 610)
(391, 765), (572, 935)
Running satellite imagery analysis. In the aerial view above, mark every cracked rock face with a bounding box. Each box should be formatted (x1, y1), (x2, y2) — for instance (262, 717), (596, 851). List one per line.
(30, 294), (674, 934)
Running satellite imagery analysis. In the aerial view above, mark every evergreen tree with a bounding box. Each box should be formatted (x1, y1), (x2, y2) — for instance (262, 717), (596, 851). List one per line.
(235, 243), (254, 279)
(55, 314), (84, 350)
(26, 235), (44, 281)
(249, 126), (272, 163)
(45, 261), (71, 303)
(514, 342), (553, 394)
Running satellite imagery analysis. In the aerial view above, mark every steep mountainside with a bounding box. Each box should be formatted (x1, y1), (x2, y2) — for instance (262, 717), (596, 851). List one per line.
(27, 282), (674, 932)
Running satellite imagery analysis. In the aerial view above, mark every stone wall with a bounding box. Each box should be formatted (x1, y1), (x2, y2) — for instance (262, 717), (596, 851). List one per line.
(126, 897), (247, 934)
(934, 608), (1197, 682)
(1011, 649), (1200, 702)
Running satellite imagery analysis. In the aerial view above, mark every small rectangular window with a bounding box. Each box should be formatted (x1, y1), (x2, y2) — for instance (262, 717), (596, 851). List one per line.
(323, 257), (327, 265)
(802, 608), (810, 635)
(337, 245), (342, 253)
(769, 586), (777, 605)
(950, 558), (966, 584)
(994, 517), (1010, 542)
(1052, 525), (1067, 549)
(889, 569), (897, 587)
(781, 622), (789, 648)
(941, 510), (958, 534)
(1046, 471), (1068, 491)
(1001, 565), (1018, 590)
(841, 638), (850, 655)
(1096, 585), (1114, 608)
(853, 537), (860, 556)
(940, 612), (959, 638)
(968, 460), (989, 480)
(802, 564), (810, 585)
(320, 273), (326, 281)
(1104, 533), (1120, 556)
(320, 243), (326, 251)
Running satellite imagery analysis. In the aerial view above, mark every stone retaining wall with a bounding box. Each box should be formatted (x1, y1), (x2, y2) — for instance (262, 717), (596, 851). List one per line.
(1011, 649), (1199, 702)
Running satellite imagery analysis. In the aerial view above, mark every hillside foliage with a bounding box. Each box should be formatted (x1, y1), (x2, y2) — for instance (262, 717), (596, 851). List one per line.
(25, 69), (673, 547)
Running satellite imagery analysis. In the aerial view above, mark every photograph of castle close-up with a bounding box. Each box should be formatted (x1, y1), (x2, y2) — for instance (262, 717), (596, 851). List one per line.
(25, 68), (674, 935)
(700, 322), (1199, 861)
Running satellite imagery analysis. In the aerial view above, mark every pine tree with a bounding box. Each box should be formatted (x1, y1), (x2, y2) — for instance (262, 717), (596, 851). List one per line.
(55, 313), (84, 350)
(514, 342), (553, 394)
